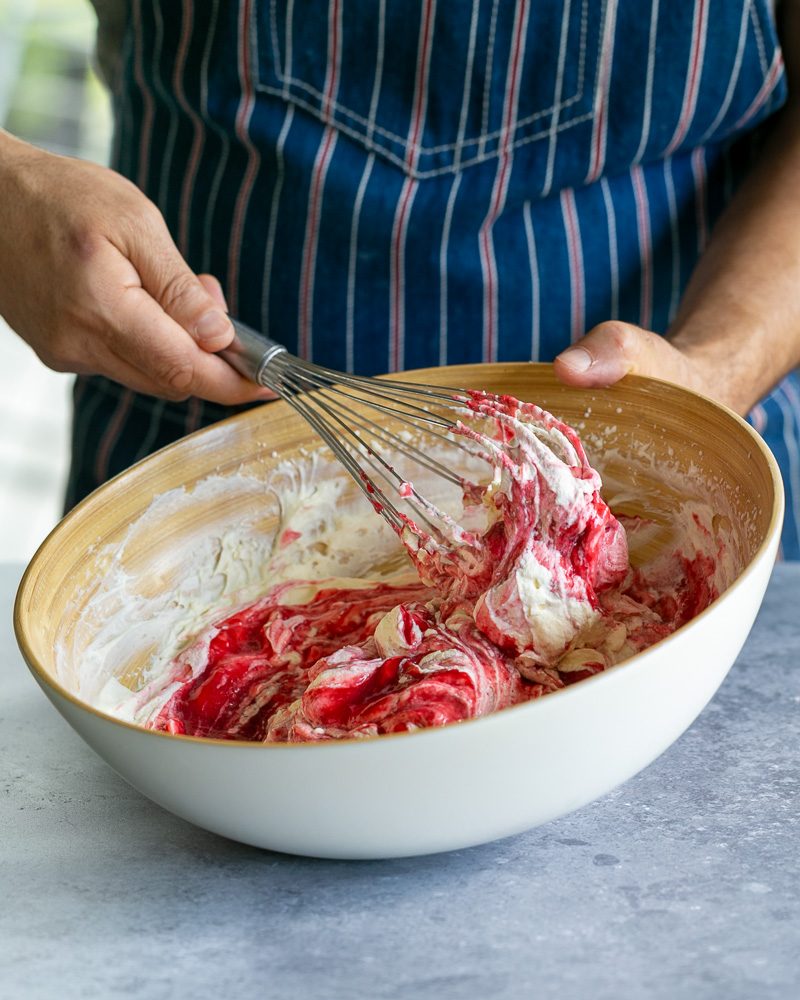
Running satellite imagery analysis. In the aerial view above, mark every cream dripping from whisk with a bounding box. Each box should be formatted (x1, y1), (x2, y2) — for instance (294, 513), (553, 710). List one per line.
(397, 392), (629, 675)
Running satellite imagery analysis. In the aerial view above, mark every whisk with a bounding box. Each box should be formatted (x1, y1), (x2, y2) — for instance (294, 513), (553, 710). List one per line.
(222, 320), (479, 537)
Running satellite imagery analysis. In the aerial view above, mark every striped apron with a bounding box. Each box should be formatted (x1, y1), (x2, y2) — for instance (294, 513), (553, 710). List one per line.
(67, 0), (798, 555)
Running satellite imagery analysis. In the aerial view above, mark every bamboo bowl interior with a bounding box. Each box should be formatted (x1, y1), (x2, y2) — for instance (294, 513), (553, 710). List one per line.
(16, 363), (781, 718)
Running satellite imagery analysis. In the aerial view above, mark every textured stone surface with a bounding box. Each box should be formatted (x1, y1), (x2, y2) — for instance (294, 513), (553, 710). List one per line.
(2, 562), (799, 1000)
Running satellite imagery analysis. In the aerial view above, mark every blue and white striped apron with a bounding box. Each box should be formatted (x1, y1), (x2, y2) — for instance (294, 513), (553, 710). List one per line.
(68, 0), (798, 556)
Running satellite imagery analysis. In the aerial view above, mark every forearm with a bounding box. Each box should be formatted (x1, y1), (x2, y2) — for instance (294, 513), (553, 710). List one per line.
(668, 106), (800, 414)
(668, 1), (800, 415)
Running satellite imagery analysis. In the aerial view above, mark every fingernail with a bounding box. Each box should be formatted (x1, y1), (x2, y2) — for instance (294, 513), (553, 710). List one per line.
(557, 347), (593, 373)
(195, 309), (231, 343)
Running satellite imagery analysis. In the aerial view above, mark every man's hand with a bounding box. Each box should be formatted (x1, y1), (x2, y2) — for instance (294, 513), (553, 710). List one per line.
(554, 322), (725, 408)
(0, 131), (269, 405)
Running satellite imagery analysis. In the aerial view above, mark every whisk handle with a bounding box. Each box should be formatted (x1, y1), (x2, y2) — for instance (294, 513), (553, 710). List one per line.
(222, 320), (288, 386)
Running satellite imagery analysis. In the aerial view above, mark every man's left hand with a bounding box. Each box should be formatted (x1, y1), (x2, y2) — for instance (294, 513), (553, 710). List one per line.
(553, 322), (733, 412)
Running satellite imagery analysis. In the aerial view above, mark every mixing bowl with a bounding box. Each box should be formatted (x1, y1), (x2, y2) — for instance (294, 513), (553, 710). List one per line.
(14, 364), (783, 858)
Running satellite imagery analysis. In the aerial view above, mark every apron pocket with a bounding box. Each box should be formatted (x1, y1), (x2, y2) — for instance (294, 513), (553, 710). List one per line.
(249, 0), (605, 179)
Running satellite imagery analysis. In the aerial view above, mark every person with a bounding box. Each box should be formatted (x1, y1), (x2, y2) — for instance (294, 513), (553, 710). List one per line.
(1, 1), (799, 555)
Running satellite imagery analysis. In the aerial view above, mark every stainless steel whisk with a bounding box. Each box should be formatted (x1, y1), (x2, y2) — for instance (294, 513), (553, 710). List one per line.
(222, 320), (476, 536)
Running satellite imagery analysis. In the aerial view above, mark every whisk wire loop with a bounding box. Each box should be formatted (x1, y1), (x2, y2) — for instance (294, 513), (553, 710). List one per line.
(223, 322), (486, 535)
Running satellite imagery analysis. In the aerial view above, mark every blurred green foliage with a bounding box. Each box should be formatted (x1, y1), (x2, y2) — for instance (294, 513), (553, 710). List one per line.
(0, 0), (111, 163)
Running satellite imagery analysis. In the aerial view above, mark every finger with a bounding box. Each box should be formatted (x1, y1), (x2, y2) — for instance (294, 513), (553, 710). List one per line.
(191, 275), (278, 400)
(553, 322), (658, 387)
(121, 208), (235, 352)
(65, 335), (192, 400)
(103, 337), (272, 405)
(197, 273), (228, 312)
(112, 285), (274, 405)
(179, 350), (275, 405)
(91, 245), (275, 404)
(97, 352), (187, 400)
(112, 345), (271, 404)
(194, 274), (235, 357)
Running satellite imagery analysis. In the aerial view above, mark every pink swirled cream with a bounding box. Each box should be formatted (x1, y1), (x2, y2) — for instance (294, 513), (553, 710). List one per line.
(140, 391), (727, 742)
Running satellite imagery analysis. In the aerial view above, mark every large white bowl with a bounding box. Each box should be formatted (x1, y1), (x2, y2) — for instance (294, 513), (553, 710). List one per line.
(14, 364), (783, 858)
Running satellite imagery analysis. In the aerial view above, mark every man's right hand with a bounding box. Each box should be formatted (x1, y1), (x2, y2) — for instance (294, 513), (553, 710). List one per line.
(0, 131), (270, 405)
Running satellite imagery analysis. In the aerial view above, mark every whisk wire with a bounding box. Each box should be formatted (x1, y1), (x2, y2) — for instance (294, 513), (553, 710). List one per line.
(267, 354), (462, 431)
(224, 322), (488, 537)
(269, 374), (458, 540)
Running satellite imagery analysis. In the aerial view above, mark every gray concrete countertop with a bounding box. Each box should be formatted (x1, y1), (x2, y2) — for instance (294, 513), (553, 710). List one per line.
(2, 561), (799, 1000)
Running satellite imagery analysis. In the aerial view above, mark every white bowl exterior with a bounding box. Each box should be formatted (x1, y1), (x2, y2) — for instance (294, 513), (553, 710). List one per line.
(37, 531), (779, 859)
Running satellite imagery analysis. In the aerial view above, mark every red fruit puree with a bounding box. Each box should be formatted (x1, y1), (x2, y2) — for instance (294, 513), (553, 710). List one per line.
(151, 392), (720, 742)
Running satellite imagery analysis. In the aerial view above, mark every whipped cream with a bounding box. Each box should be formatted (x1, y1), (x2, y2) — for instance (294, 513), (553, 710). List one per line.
(95, 391), (736, 743)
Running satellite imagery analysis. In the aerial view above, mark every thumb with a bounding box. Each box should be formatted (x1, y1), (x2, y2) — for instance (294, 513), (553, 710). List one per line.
(127, 211), (234, 352)
(553, 321), (656, 387)
(197, 272), (229, 311)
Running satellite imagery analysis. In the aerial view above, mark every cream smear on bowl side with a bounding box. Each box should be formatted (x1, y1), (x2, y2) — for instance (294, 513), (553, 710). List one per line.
(57, 453), (408, 720)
